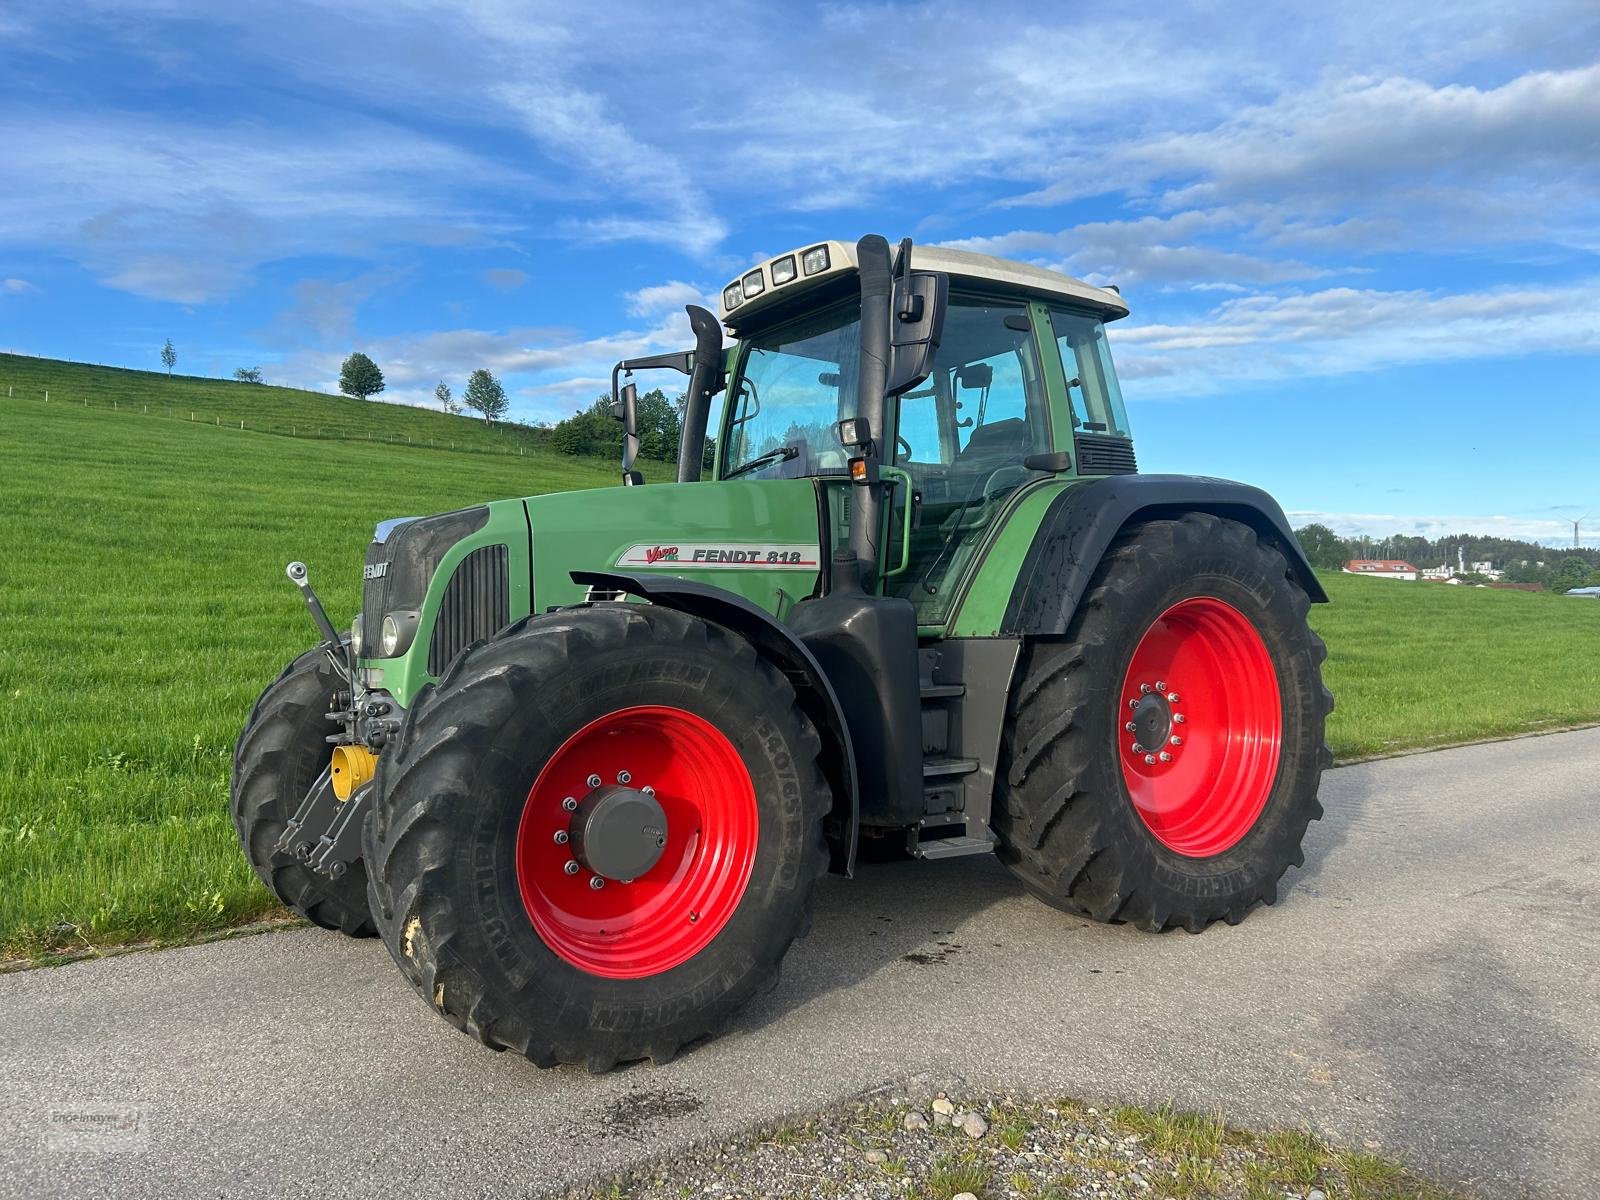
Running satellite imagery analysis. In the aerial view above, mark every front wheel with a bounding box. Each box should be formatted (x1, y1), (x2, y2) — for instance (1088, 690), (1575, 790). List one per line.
(993, 513), (1333, 932)
(365, 604), (831, 1071)
(231, 643), (376, 936)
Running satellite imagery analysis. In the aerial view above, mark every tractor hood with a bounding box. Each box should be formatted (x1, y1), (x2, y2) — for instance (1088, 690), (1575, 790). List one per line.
(525, 477), (822, 618)
(359, 479), (825, 710)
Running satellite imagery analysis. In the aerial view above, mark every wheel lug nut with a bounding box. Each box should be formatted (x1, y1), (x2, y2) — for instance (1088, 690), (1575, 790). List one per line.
(1173, 713), (1186, 725)
(1125, 721), (1137, 733)
(1170, 736), (1183, 747)
(642, 785), (656, 796)
(1131, 742), (1145, 754)
(1155, 680), (1167, 692)
(1128, 698), (1140, 709)
(586, 774), (601, 789)
(589, 876), (605, 890)
(617, 770), (632, 784)
(1167, 693), (1180, 704)
(1143, 754), (1157, 765)
(1159, 751), (1172, 763)
(563, 860), (579, 875)
(553, 830), (569, 845)
(1140, 682), (1152, 694)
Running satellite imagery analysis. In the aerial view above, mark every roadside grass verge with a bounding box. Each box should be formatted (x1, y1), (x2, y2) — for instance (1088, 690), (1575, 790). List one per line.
(1308, 570), (1600, 758)
(1, 391), (1597, 959)
(582, 1091), (1467, 1199)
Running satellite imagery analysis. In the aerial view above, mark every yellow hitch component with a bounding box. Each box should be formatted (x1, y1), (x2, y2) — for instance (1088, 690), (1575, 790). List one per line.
(330, 745), (378, 801)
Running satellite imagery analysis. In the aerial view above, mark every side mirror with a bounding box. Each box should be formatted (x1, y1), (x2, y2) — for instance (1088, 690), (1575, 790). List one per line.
(612, 379), (641, 485)
(885, 271), (948, 397)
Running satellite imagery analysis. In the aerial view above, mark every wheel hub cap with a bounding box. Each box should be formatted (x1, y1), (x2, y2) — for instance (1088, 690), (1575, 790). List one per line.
(514, 705), (758, 979)
(1117, 597), (1282, 858)
(571, 785), (668, 880)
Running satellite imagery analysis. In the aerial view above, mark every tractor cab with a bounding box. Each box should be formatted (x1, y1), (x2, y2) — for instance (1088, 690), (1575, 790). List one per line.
(612, 239), (1136, 626)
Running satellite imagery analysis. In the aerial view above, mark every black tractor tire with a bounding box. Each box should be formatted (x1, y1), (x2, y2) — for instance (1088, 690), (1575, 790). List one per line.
(993, 513), (1332, 932)
(231, 643), (376, 937)
(364, 604), (831, 1072)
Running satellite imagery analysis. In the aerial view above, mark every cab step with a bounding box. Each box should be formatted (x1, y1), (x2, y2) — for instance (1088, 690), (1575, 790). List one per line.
(913, 834), (995, 860)
(922, 756), (978, 779)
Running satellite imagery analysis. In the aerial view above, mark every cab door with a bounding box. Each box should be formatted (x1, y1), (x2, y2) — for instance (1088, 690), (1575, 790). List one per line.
(882, 295), (1060, 625)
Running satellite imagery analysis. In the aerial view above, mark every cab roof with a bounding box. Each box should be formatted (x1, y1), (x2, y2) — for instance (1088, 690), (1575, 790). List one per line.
(718, 238), (1130, 330)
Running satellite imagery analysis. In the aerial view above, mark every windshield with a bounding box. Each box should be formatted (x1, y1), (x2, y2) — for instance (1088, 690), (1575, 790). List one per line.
(721, 301), (862, 480)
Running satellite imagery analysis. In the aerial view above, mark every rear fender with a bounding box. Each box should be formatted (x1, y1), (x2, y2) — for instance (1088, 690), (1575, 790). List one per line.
(570, 570), (859, 876)
(1003, 475), (1328, 636)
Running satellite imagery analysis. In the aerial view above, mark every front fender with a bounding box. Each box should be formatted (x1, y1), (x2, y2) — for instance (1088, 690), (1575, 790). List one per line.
(1002, 474), (1327, 636)
(570, 570), (859, 876)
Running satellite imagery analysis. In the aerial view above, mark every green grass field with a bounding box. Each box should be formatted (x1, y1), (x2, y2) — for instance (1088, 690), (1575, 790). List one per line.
(1, 384), (1596, 960)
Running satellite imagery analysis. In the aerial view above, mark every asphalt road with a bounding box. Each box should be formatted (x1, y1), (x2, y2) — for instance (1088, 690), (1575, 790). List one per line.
(2, 729), (1597, 1200)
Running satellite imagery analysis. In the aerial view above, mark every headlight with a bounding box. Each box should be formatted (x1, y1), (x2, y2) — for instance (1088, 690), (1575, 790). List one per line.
(351, 614), (364, 655)
(770, 254), (797, 285)
(722, 282), (742, 310)
(740, 268), (765, 299)
(801, 244), (830, 276)
(379, 610), (420, 657)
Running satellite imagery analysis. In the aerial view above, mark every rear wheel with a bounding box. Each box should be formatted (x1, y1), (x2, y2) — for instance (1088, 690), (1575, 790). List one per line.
(993, 513), (1332, 931)
(365, 604), (830, 1071)
(231, 644), (376, 936)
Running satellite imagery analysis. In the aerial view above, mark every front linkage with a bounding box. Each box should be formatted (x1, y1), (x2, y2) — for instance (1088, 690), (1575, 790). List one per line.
(276, 560), (392, 882)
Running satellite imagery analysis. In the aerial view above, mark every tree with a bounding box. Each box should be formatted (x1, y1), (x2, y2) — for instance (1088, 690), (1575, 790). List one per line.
(1551, 556), (1592, 594)
(161, 338), (176, 375)
(433, 381), (459, 415)
(233, 366), (263, 384)
(339, 352), (385, 400)
(463, 368), (508, 425)
(1294, 523), (1347, 571)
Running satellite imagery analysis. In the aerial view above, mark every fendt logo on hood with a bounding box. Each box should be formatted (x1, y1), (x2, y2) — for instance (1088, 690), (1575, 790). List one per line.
(615, 543), (818, 571)
(363, 562), (389, 580)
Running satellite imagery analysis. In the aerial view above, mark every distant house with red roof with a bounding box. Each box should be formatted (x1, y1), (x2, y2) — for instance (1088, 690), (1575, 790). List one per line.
(1343, 559), (1419, 581)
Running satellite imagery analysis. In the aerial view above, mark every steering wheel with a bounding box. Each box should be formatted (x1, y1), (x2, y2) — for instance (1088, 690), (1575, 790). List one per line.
(896, 435), (913, 460)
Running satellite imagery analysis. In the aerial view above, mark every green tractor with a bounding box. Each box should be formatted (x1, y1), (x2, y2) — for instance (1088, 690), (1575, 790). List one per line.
(232, 235), (1331, 1071)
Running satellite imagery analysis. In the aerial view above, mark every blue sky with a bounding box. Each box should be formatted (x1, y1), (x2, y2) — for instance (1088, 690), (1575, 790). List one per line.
(2, 2), (1597, 544)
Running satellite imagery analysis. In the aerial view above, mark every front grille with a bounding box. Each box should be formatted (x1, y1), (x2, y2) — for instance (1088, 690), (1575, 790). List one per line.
(1075, 433), (1138, 475)
(428, 544), (510, 674)
(360, 506), (491, 659)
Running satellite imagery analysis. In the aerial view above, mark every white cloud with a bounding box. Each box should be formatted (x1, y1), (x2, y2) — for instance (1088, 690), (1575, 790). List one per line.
(939, 212), (1330, 288)
(261, 268), (408, 347)
(1289, 509), (1600, 546)
(2, 278), (39, 295)
(624, 280), (706, 318)
(271, 305), (698, 424)
(0, 112), (535, 302)
(1112, 278), (1600, 394)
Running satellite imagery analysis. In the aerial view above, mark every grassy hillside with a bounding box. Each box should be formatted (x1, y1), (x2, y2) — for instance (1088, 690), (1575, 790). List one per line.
(0, 350), (555, 456)
(0, 390), (1596, 958)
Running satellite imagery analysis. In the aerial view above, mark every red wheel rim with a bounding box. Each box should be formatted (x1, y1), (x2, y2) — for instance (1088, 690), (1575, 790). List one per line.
(515, 705), (758, 978)
(1117, 597), (1282, 858)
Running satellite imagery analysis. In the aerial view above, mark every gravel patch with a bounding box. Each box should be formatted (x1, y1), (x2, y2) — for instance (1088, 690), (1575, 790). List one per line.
(559, 1089), (1467, 1199)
